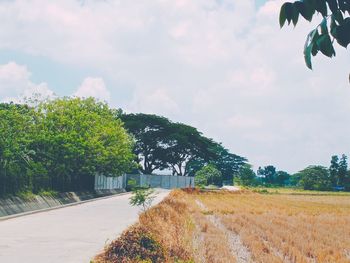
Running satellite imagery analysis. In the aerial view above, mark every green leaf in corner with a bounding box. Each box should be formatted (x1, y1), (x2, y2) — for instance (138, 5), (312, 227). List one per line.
(326, 0), (338, 13)
(279, 3), (288, 27)
(298, 0), (315, 22)
(333, 10), (344, 24)
(303, 28), (318, 69)
(320, 17), (328, 34)
(330, 16), (338, 38)
(335, 18), (350, 48)
(285, 2), (294, 25)
(292, 4), (300, 26)
(315, 0), (328, 17)
(316, 34), (336, 57)
(311, 42), (319, 56)
(304, 44), (313, 69)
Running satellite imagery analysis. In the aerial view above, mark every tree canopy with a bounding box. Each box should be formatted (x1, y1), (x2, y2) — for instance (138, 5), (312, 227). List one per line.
(295, 165), (332, 190)
(235, 164), (257, 186)
(194, 164), (223, 187)
(0, 98), (135, 196)
(121, 113), (246, 178)
(280, 0), (350, 69)
(120, 113), (171, 174)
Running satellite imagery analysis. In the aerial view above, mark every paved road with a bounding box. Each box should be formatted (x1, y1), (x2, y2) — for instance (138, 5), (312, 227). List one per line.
(0, 189), (169, 263)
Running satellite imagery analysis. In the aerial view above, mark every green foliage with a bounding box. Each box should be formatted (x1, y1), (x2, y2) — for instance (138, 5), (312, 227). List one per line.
(235, 164), (257, 186)
(0, 103), (35, 196)
(129, 187), (156, 212)
(37, 190), (59, 197)
(187, 143), (246, 182)
(296, 166), (332, 191)
(121, 113), (172, 174)
(338, 154), (348, 186)
(330, 155), (340, 186)
(126, 178), (137, 191)
(257, 165), (291, 186)
(122, 113), (246, 177)
(31, 97), (134, 192)
(329, 154), (349, 189)
(258, 165), (277, 184)
(275, 171), (291, 186)
(194, 164), (222, 187)
(280, 0), (350, 69)
(16, 190), (36, 200)
(0, 98), (135, 197)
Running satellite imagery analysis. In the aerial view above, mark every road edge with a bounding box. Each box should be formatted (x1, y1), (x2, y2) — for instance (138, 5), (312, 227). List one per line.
(0, 191), (130, 222)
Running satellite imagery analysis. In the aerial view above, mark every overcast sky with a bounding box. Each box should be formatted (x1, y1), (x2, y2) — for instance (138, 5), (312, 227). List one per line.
(0, 0), (349, 173)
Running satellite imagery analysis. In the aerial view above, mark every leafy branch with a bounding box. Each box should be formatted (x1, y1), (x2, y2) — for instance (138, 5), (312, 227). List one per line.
(280, 0), (350, 69)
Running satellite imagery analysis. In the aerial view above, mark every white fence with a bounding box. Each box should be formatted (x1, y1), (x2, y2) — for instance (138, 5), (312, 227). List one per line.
(94, 174), (194, 190)
(94, 174), (125, 190)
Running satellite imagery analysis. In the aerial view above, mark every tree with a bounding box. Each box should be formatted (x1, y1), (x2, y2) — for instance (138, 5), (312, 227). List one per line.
(32, 97), (135, 191)
(121, 113), (172, 174)
(129, 187), (156, 213)
(122, 113), (246, 177)
(329, 154), (348, 187)
(0, 103), (35, 196)
(235, 164), (256, 186)
(165, 122), (213, 176)
(329, 155), (339, 186)
(257, 165), (277, 184)
(296, 165), (332, 190)
(275, 170), (291, 186)
(186, 141), (246, 181)
(195, 164), (222, 187)
(290, 172), (302, 186)
(345, 170), (350, 191)
(280, 0), (350, 70)
(338, 154), (348, 186)
(208, 144), (247, 182)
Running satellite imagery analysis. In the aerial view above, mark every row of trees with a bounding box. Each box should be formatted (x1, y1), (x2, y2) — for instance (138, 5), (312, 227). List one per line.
(121, 113), (247, 184)
(0, 98), (134, 197)
(0, 100), (246, 197)
(235, 164), (291, 187)
(235, 154), (350, 191)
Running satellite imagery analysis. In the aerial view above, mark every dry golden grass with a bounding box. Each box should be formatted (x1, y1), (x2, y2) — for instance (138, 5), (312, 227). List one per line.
(191, 206), (236, 263)
(196, 190), (350, 263)
(94, 189), (237, 263)
(95, 189), (350, 263)
(94, 190), (194, 263)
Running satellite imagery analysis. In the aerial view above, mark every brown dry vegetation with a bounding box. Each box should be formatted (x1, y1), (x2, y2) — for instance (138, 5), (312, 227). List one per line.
(197, 190), (350, 263)
(95, 189), (350, 263)
(94, 189), (236, 263)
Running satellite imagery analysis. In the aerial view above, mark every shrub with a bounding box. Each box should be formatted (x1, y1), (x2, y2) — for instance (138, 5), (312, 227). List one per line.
(195, 164), (222, 187)
(129, 188), (156, 213)
(102, 225), (165, 263)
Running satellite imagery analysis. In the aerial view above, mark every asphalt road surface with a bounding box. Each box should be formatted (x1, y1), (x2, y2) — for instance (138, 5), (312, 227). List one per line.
(0, 189), (170, 263)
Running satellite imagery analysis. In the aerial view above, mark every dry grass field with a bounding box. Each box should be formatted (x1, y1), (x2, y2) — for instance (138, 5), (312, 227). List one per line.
(94, 188), (350, 263)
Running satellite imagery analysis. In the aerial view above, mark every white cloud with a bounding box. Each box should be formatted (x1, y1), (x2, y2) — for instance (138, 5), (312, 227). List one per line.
(74, 77), (110, 102)
(0, 0), (350, 173)
(128, 88), (180, 118)
(0, 62), (54, 103)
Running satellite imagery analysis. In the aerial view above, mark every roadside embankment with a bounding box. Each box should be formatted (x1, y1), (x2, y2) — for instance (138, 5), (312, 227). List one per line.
(0, 189), (125, 219)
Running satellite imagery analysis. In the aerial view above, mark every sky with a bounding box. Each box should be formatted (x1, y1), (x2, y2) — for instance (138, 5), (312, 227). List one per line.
(0, 0), (349, 174)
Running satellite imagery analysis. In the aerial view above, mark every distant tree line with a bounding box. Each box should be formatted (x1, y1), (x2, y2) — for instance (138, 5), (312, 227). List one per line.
(235, 154), (350, 191)
(121, 113), (247, 186)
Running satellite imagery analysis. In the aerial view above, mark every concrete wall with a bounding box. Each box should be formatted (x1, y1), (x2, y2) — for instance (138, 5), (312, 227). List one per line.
(0, 190), (124, 218)
(94, 174), (194, 190)
(94, 174), (125, 190)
